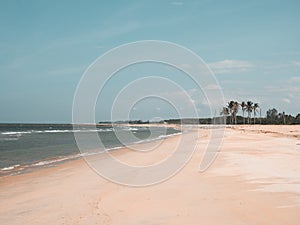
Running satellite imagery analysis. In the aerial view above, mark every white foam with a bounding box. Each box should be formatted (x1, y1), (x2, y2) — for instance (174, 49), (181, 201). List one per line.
(1, 126), (177, 136)
(2, 131), (32, 135)
(1, 128), (115, 136)
(1, 164), (20, 171)
(107, 146), (123, 151)
(132, 132), (182, 145)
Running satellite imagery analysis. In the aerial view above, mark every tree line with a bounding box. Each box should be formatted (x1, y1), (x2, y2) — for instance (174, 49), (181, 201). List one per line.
(220, 101), (261, 124)
(264, 108), (300, 125)
(98, 102), (300, 125)
(220, 100), (300, 125)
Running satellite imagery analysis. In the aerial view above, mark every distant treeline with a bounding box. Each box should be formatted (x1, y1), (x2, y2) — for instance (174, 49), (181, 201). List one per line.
(163, 113), (300, 125)
(166, 109), (300, 125)
(99, 108), (300, 125)
(99, 120), (151, 124)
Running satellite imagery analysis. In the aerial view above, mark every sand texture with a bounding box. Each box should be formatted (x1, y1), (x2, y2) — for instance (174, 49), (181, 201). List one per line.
(0, 125), (300, 225)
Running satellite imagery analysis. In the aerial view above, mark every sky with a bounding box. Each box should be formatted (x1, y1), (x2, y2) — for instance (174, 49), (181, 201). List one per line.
(0, 0), (300, 123)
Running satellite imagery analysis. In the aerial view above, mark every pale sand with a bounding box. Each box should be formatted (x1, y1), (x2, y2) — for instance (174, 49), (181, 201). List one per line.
(0, 125), (300, 225)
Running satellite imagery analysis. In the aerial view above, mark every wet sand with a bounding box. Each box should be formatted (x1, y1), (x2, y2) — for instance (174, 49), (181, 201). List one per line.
(0, 125), (299, 225)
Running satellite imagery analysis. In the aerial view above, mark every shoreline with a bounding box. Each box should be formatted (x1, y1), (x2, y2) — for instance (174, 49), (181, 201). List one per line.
(1, 124), (299, 179)
(0, 125), (300, 224)
(0, 124), (183, 177)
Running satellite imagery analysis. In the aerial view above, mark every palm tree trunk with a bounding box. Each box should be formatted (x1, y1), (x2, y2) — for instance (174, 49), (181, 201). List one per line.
(259, 108), (262, 124)
(248, 112), (251, 124)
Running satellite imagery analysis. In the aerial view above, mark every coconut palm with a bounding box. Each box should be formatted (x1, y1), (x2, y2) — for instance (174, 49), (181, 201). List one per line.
(232, 101), (239, 124)
(279, 111), (286, 124)
(283, 111), (286, 124)
(246, 101), (253, 124)
(253, 103), (259, 124)
(259, 107), (262, 124)
(220, 107), (230, 124)
(240, 101), (247, 124)
(227, 101), (235, 124)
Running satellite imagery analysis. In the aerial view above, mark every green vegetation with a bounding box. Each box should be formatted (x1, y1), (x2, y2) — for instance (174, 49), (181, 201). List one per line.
(99, 120), (150, 124)
(98, 102), (300, 125)
(163, 102), (300, 125)
(219, 100), (300, 125)
(221, 100), (261, 125)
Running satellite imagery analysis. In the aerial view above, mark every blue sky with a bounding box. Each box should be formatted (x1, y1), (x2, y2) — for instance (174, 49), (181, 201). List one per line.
(0, 0), (300, 122)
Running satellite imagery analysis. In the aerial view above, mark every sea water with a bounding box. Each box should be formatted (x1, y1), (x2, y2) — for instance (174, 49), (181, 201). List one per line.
(0, 124), (180, 176)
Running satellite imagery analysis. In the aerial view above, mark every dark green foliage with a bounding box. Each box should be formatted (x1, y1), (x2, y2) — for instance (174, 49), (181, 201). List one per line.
(98, 106), (299, 125)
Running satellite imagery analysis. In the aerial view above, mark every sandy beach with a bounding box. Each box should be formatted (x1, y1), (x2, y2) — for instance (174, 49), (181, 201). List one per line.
(0, 125), (300, 225)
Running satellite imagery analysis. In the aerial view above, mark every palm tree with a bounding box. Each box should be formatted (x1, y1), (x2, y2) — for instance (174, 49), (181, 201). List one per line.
(259, 107), (262, 124)
(220, 107), (230, 124)
(253, 103), (259, 124)
(240, 101), (246, 124)
(227, 101), (235, 124)
(232, 101), (239, 124)
(279, 111), (286, 124)
(246, 101), (253, 124)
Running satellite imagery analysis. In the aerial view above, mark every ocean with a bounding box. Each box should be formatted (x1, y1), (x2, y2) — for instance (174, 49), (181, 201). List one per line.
(0, 124), (180, 177)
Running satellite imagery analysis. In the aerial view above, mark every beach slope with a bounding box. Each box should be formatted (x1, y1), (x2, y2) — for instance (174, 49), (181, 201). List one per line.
(0, 125), (299, 225)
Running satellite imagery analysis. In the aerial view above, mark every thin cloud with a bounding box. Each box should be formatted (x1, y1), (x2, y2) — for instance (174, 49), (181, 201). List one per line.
(208, 59), (254, 74)
(291, 61), (300, 67)
(282, 98), (291, 104)
(287, 76), (300, 83)
(204, 84), (221, 90)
